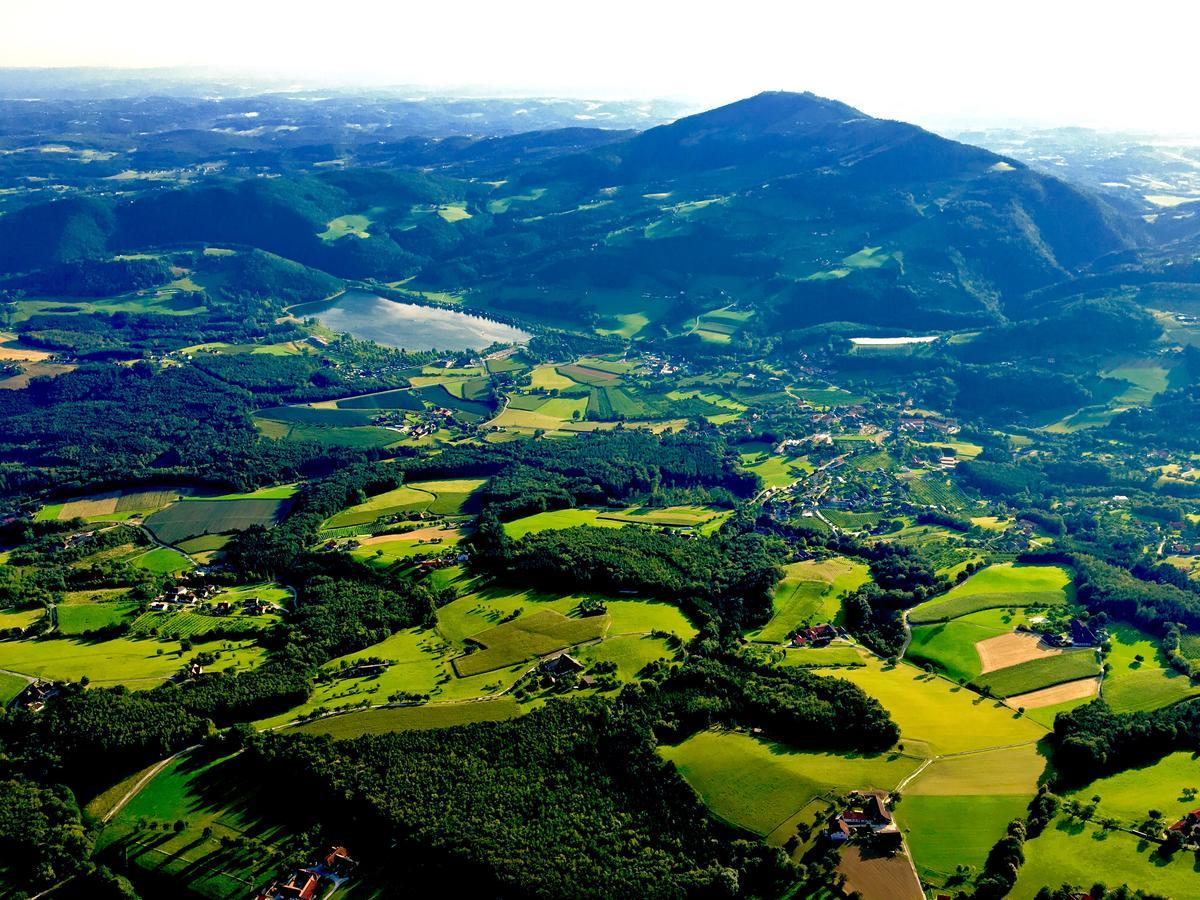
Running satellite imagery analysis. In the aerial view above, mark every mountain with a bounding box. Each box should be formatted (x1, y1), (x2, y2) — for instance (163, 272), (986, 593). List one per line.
(0, 91), (1142, 335)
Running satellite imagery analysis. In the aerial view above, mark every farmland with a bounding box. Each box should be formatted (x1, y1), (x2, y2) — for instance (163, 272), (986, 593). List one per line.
(908, 563), (1074, 624)
(831, 656), (1046, 756)
(144, 497), (289, 544)
(0, 635), (265, 687)
(976, 650), (1099, 698)
(1101, 622), (1200, 712)
(288, 698), (521, 739)
(660, 729), (921, 840)
(94, 751), (295, 898)
(749, 557), (869, 643)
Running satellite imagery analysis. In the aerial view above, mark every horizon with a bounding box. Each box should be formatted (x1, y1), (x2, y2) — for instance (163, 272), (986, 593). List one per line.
(5, 1), (1200, 134)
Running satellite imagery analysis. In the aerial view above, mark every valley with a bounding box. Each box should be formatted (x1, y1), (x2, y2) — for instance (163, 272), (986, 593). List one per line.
(2, 76), (1200, 900)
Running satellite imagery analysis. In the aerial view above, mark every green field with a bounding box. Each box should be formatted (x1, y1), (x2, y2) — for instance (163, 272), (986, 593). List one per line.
(257, 586), (696, 727)
(96, 751), (291, 897)
(1012, 815), (1198, 899)
(130, 547), (194, 574)
(0, 671), (28, 704)
(739, 452), (813, 489)
(976, 650), (1099, 698)
(1102, 622), (1200, 712)
(144, 498), (287, 544)
(899, 795), (1032, 880)
(750, 557), (869, 642)
(288, 698), (521, 738)
(453, 609), (607, 677)
(56, 599), (142, 634)
(0, 636), (265, 687)
(833, 656), (1046, 756)
(0, 606), (45, 631)
(406, 478), (488, 515)
(907, 613), (1012, 683)
(324, 485), (435, 527)
(661, 729), (921, 840)
(908, 563), (1074, 624)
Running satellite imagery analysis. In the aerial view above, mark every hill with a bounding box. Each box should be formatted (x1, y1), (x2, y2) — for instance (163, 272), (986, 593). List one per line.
(0, 92), (1138, 334)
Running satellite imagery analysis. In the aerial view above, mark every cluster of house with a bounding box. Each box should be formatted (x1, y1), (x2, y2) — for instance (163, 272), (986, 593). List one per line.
(63, 530), (96, 549)
(147, 585), (273, 617)
(1041, 618), (1103, 648)
(790, 623), (839, 648)
(897, 414), (960, 435)
(146, 584), (220, 612)
(256, 846), (357, 900)
(826, 791), (902, 848)
(1168, 541), (1200, 556)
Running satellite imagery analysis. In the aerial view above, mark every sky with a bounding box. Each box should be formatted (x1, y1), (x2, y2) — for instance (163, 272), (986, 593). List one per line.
(4, 0), (1199, 133)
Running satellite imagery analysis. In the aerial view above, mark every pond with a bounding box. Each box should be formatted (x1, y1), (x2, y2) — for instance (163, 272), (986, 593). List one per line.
(294, 290), (530, 352)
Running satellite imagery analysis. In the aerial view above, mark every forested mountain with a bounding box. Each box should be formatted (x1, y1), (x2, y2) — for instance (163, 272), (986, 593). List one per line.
(0, 91), (1144, 334)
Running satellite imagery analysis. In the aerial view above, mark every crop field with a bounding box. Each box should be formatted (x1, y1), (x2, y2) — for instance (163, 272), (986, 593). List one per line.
(336, 388), (424, 410)
(41, 487), (183, 522)
(96, 751), (292, 898)
(751, 557), (869, 642)
(976, 631), (1072, 673)
(660, 729), (921, 839)
(352, 526), (463, 564)
(289, 698), (521, 739)
(833, 657), (1046, 756)
(323, 485), (435, 528)
(529, 364), (577, 391)
(976, 649), (1099, 698)
(260, 420), (403, 449)
(452, 609), (607, 677)
(557, 363), (621, 386)
(144, 497), (288, 544)
(1007, 676), (1100, 710)
(905, 475), (971, 509)
(907, 614), (1012, 683)
(256, 405), (377, 427)
(0, 636), (265, 687)
(595, 505), (728, 528)
(907, 563), (1074, 624)
(406, 478), (487, 515)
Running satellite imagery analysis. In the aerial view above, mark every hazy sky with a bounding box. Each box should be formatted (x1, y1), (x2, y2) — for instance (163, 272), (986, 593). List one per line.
(5, 0), (1198, 132)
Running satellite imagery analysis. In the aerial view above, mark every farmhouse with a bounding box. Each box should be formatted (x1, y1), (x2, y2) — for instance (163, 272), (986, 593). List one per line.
(542, 652), (585, 677)
(255, 869), (323, 900)
(320, 846), (357, 876)
(1168, 808), (1200, 844)
(14, 679), (59, 712)
(792, 623), (837, 647)
(827, 791), (901, 847)
(1069, 618), (1100, 646)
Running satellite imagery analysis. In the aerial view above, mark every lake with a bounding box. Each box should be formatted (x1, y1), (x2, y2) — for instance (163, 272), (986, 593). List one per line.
(850, 335), (940, 346)
(295, 290), (530, 351)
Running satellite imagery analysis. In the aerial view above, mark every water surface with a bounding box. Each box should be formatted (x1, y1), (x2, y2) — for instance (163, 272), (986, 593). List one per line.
(296, 290), (529, 351)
